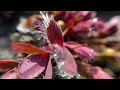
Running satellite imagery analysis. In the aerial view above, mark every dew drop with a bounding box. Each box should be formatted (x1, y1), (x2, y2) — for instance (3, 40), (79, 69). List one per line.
(53, 53), (57, 58)
(93, 18), (97, 23)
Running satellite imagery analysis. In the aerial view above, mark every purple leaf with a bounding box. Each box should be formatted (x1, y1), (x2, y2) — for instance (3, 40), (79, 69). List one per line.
(64, 18), (104, 40)
(18, 54), (49, 79)
(53, 44), (77, 76)
(72, 18), (104, 34)
(55, 11), (96, 23)
(47, 20), (64, 47)
(32, 16), (43, 30)
(99, 17), (119, 37)
(88, 66), (114, 79)
(64, 48), (77, 76)
(1, 68), (18, 79)
(64, 42), (96, 62)
(77, 61), (113, 79)
(44, 59), (53, 79)
(73, 11), (96, 22)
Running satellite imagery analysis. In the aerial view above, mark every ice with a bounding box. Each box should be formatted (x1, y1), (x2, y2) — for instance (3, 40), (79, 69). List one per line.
(39, 11), (53, 30)
(57, 62), (64, 69)
(57, 65), (74, 78)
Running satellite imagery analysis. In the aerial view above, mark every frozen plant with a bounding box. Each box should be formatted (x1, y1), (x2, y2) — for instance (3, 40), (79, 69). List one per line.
(0, 11), (77, 79)
(0, 11), (114, 79)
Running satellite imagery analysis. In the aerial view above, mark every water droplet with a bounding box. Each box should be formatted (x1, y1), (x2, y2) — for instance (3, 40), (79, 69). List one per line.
(53, 53), (57, 58)
(93, 18), (97, 23)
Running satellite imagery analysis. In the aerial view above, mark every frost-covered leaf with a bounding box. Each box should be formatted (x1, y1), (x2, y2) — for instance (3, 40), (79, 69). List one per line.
(64, 42), (96, 62)
(11, 42), (49, 55)
(47, 20), (64, 46)
(44, 59), (53, 79)
(0, 60), (19, 72)
(53, 44), (77, 76)
(18, 54), (49, 79)
(1, 68), (18, 79)
(64, 48), (77, 76)
(64, 17), (104, 39)
(71, 18), (104, 34)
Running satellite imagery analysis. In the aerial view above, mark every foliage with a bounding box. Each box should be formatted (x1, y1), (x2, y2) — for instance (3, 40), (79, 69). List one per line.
(0, 11), (117, 79)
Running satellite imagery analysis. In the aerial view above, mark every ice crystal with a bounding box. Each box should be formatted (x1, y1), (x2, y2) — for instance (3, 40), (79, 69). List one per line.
(39, 11), (54, 30)
(55, 64), (74, 79)
(32, 11), (54, 44)
(52, 44), (75, 78)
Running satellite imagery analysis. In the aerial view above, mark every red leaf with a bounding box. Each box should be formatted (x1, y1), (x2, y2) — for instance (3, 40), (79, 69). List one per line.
(47, 20), (64, 46)
(0, 60), (19, 72)
(11, 42), (49, 55)
(1, 68), (18, 79)
(64, 42), (96, 62)
(53, 44), (77, 76)
(18, 54), (49, 79)
(44, 59), (53, 79)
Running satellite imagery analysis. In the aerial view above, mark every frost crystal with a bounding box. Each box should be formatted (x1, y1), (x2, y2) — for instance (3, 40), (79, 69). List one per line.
(39, 11), (54, 30)
(57, 62), (65, 69)
(31, 11), (54, 44)
(51, 51), (72, 78)
(51, 46), (69, 78)
(52, 45), (75, 78)
(55, 64), (74, 79)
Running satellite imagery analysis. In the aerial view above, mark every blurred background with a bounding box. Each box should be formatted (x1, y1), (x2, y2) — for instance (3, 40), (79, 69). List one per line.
(97, 11), (120, 20)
